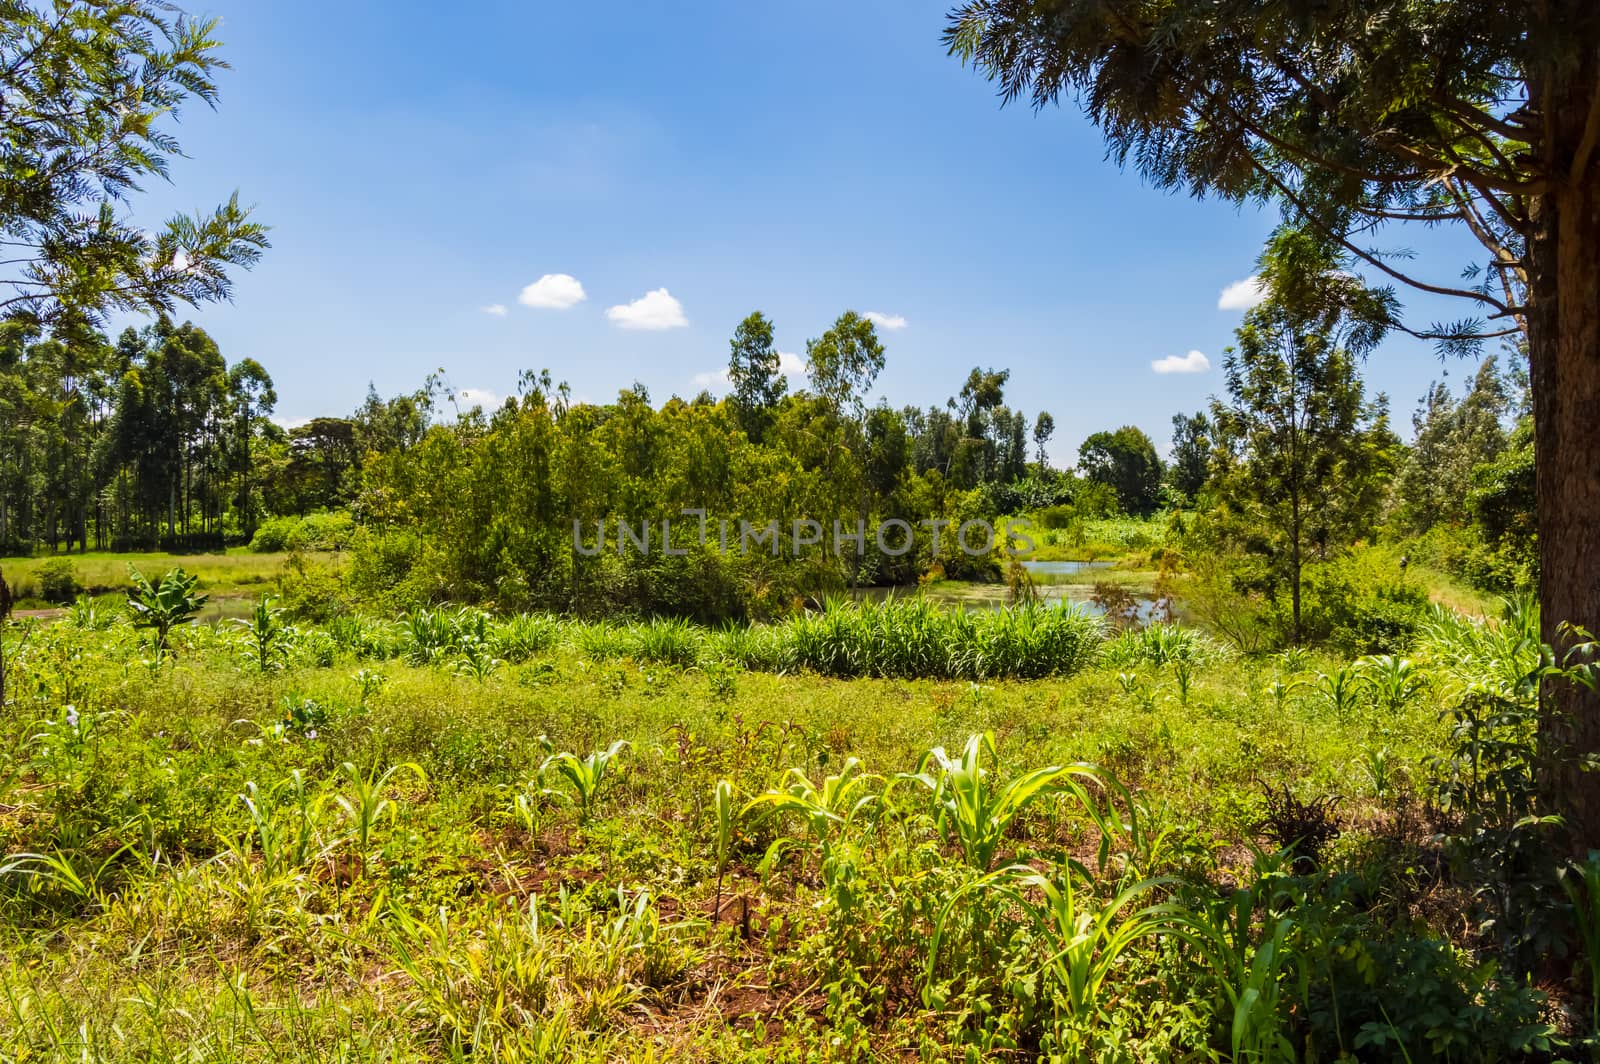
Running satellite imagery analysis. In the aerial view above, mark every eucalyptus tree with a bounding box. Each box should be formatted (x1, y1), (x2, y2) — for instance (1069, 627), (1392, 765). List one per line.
(943, 0), (1600, 840)
(727, 312), (788, 442)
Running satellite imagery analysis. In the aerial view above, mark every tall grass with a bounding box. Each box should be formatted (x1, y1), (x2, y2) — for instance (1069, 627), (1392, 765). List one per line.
(779, 597), (1104, 680)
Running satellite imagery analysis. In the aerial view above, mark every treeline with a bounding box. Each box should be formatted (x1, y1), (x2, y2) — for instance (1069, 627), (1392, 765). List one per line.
(0, 318), (430, 554)
(339, 312), (1105, 619)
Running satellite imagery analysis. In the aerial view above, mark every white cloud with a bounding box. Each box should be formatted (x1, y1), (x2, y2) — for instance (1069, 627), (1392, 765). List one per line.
(607, 287), (688, 330)
(692, 368), (730, 390)
(271, 415), (311, 430)
(863, 310), (908, 330)
(519, 273), (587, 310)
(1218, 276), (1267, 311)
(458, 387), (506, 410)
(481, 303), (508, 317)
(1151, 350), (1212, 375)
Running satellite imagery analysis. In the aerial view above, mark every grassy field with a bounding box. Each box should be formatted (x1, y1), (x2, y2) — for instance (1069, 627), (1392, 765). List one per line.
(0, 598), (1568, 1061)
(0, 550), (315, 609)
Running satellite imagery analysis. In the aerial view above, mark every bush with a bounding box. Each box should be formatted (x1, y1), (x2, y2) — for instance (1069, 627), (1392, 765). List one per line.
(36, 557), (82, 604)
(250, 512), (356, 553)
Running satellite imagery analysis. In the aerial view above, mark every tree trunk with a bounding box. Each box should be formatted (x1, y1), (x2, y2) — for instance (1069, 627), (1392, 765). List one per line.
(1529, 80), (1600, 849)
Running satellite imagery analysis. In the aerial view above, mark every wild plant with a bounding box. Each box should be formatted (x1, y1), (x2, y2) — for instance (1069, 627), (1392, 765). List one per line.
(126, 566), (207, 659)
(332, 760), (427, 858)
(235, 594), (291, 672)
(712, 779), (735, 916)
(236, 771), (329, 878)
(451, 635), (504, 682)
(902, 732), (1134, 874)
(927, 865), (1183, 1049)
(65, 595), (117, 631)
(0, 838), (137, 911)
(491, 612), (560, 662)
(1358, 654), (1426, 713)
(402, 607), (454, 665)
(1358, 746), (1398, 799)
(1311, 666), (1362, 718)
(542, 740), (630, 821)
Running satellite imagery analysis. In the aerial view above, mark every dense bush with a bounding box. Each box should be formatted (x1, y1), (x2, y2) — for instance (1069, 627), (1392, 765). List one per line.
(249, 511), (356, 553)
(34, 558), (80, 604)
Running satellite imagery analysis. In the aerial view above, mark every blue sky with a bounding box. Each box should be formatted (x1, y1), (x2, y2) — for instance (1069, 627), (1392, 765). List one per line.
(128, 0), (1496, 455)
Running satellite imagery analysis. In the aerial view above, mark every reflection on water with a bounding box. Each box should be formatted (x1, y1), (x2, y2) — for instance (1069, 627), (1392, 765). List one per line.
(853, 581), (1163, 621)
(1018, 559), (1114, 575)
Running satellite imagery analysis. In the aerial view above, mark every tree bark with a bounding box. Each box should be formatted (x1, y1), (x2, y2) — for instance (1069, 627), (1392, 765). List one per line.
(1530, 68), (1600, 850)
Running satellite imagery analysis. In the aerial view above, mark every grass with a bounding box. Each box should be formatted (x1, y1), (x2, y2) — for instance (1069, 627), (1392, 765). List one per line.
(0, 549), (306, 608)
(0, 595), (1573, 1060)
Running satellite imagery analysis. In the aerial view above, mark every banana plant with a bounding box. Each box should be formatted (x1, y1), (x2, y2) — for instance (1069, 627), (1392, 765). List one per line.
(542, 740), (630, 821)
(126, 566), (207, 659)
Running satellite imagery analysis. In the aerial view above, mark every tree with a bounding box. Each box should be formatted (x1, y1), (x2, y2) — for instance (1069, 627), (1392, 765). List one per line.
(944, 0), (1600, 844)
(1077, 426), (1162, 516)
(1166, 412), (1212, 504)
(0, 3), (266, 328)
(1393, 358), (1511, 532)
(1032, 411), (1055, 468)
(805, 312), (886, 421)
(726, 312), (788, 441)
(1208, 233), (1397, 644)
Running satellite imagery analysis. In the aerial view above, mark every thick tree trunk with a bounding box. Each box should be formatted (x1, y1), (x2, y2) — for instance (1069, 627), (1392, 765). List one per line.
(1529, 88), (1600, 849)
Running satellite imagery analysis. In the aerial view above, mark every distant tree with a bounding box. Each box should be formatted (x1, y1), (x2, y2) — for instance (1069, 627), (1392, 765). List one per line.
(1078, 426), (1163, 516)
(0, 3), (266, 328)
(1209, 231), (1398, 644)
(726, 312), (788, 442)
(1166, 412), (1212, 504)
(1032, 411), (1055, 468)
(806, 312), (886, 421)
(1393, 358), (1511, 532)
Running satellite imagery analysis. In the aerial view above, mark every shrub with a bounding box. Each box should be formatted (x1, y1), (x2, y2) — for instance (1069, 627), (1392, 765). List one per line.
(35, 558), (81, 604)
(249, 511), (356, 553)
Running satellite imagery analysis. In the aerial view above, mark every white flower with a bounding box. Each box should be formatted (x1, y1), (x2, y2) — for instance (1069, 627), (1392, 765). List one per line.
(305, 729), (318, 741)
(64, 706), (79, 727)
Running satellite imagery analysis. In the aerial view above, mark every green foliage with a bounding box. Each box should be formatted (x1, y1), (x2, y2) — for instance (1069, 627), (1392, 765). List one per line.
(249, 512), (356, 553)
(125, 566), (207, 658)
(543, 741), (630, 822)
(34, 560), (81, 605)
(1077, 425), (1163, 516)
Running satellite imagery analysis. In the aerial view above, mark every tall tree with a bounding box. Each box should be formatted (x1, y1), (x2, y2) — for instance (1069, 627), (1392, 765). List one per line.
(726, 312), (787, 441)
(1167, 411), (1213, 504)
(1393, 358), (1511, 531)
(943, 0), (1600, 843)
(805, 312), (886, 421)
(1032, 411), (1055, 468)
(1077, 426), (1163, 516)
(1209, 232), (1397, 644)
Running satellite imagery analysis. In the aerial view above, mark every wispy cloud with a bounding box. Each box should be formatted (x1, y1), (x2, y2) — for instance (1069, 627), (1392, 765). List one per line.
(863, 310), (908, 330)
(481, 303), (508, 317)
(1218, 276), (1267, 311)
(457, 387), (506, 410)
(1151, 350), (1212, 375)
(607, 288), (688, 330)
(519, 273), (587, 310)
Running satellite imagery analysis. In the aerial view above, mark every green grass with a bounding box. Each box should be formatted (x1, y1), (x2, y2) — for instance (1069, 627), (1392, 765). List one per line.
(0, 598), (1568, 1061)
(0, 549), (308, 608)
